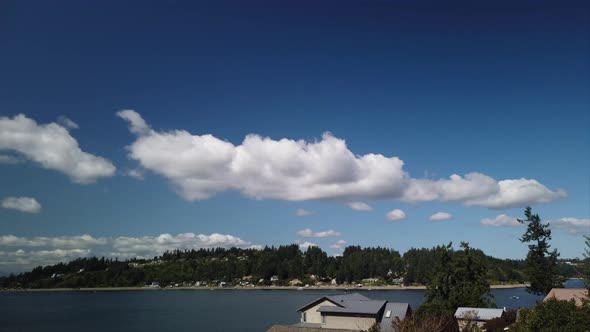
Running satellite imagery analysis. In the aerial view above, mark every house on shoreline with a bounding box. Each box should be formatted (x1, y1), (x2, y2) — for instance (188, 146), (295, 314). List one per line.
(268, 293), (411, 332)
(454, 307), (506, 330)
(543, 288), (589, 306)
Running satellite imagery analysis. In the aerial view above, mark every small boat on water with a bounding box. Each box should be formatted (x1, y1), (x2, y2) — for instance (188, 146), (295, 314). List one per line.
(509, 295), (519, 299)
(297, 287), (303, 291)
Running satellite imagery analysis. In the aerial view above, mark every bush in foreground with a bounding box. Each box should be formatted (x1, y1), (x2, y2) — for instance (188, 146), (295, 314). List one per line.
(514, 298), (590, 331)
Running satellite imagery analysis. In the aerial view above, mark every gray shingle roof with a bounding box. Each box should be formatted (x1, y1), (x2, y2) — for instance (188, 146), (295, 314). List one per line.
(297, 293), (370, 312)
(318, 300), (387, 315)
(454, 307), (504, 321)
(379, 302), (410, 332)
(327, 293), (371, 303)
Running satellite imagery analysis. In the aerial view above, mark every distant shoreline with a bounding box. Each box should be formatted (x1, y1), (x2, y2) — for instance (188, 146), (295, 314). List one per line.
(1, 283), (528, 292)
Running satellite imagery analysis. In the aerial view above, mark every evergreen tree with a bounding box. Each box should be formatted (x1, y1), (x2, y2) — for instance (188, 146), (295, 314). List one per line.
(518, 207), (564, 295)
(420, 242), (493, 317)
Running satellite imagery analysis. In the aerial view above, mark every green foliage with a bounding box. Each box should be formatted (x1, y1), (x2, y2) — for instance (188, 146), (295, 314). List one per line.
(420, 242), (494, 317)
(514, 298), (590, 331)
(518, 207), (565, 295)
(483, 309), (517, 331)
(392, 315), (459, 332)
(340, 246), (404, 283)
(366, 322), (381, 332)
(404, 247), (526, 286)
(1, 243), (527, 290)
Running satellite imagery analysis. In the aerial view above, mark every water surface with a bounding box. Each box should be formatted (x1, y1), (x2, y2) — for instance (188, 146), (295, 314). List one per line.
(2, 281), (583, 332)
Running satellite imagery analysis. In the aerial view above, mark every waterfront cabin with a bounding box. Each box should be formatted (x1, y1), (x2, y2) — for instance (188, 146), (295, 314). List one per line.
(294, 293), (411, 331)
(544, 288), (589, 306)
(454, 307), (505, 331)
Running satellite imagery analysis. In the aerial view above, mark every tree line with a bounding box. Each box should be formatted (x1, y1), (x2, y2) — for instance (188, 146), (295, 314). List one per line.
(0, 239), (580, 290)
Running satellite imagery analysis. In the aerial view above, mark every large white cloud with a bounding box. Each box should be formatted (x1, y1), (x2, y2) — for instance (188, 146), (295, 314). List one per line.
(296, 228), (341, 238)
(0, 114), (116, 183)
(403, 174), (566, 208)
(1, 197), (41, 213)
(117, 111), (566, 209)
(0, 232), (253, 272)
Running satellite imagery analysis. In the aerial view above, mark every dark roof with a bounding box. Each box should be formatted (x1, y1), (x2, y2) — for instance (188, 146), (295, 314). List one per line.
(454, 307), (504, 321)
(318, 300), (387, 315)
(379, 302), (410, 332)
(267, 325), (359, 332)
(297, 293), (370, 312)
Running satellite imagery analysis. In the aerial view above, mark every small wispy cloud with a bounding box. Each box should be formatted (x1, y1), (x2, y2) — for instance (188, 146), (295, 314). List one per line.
(57, 116), (79, 129)
(1, 197), (41, 214)
(296, 241), (317, 250)
(296, 228), (341, 238)
(548, 218), (590, 235)
(480, 214), (521, 227)
(0, 155), (22, 164)
(429, 212), (452, 221)
(347, 202), (373, 211)
(329, 239), (347, 251)
(386, 209), (406, 222)
(296, 208), (314, 217)
(127, 169), (144, 180)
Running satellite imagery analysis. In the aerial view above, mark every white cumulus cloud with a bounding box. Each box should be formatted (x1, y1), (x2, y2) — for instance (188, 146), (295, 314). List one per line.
(548, 218), (590, 235)
(0, 114), (116, 183)
(1, 197), (41, 213)
(0, 232), (253, 272)
(480, 214), (521, 227)
(386, 209), (406, 222)
(347, 202), (373, 211)
(296, 208), (314, 217)
(296, 241), (317, 250)
(329, 239), (347, 251)
(480, 215), (589, 236)
(429, 212), (452, 221)
(117, 111), (566, 209)
(116, 110), (151, 135)
(296, 228), (341, 238)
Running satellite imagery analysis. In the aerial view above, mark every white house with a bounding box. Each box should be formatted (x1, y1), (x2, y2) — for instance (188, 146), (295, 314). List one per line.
(295, 293), (411, 331)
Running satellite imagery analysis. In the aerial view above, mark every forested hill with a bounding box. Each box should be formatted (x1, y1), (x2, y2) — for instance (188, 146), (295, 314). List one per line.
(0, 244), (580, 289)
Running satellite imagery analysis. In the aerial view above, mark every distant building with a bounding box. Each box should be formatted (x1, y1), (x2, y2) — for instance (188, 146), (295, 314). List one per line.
(454, 307), (505, 330)
(149, 281), (160, 288)
(271, 275), (280, 282)
(544, 288), (589, 307)
(292, 293), (410, 331)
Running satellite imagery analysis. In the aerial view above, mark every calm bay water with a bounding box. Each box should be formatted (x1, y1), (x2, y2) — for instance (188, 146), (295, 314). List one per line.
(0, 280), (582, 332)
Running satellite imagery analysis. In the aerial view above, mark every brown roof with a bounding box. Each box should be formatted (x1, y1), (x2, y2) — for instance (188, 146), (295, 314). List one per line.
(543, 288), (588, 306)
(266, 325), (359, 332)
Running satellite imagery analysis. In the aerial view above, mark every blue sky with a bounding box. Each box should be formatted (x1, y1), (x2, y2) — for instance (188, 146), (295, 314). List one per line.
(0, 1), (589, 272)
